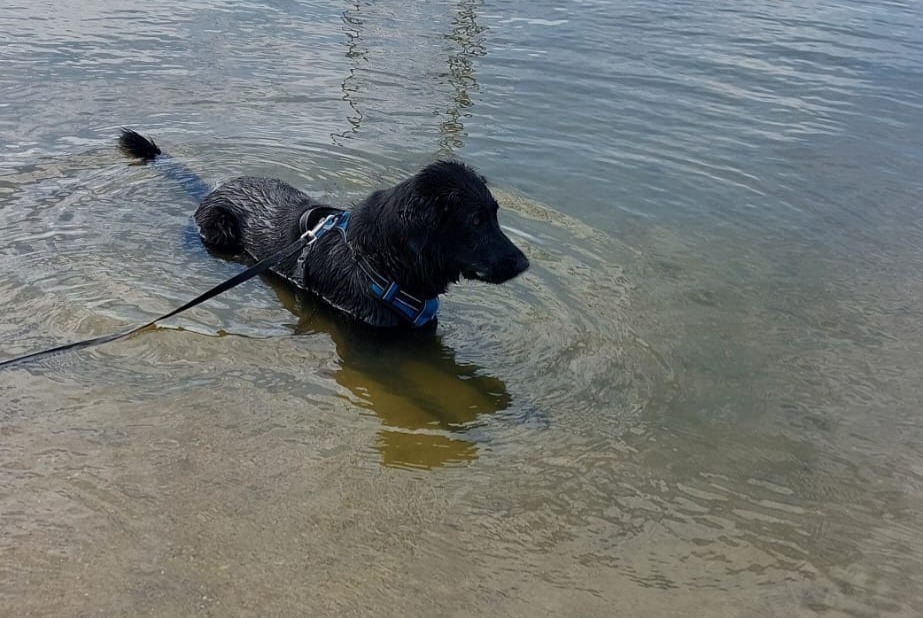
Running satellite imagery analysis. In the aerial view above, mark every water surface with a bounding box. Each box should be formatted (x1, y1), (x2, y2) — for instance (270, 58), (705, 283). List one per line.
(2, 0), (923, 616)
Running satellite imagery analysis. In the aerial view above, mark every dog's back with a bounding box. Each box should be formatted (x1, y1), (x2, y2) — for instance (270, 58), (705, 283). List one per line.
(195, 177), (326, 258)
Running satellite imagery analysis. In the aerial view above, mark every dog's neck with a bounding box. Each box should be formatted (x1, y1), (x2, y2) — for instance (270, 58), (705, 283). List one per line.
(345, 198), (455, 300)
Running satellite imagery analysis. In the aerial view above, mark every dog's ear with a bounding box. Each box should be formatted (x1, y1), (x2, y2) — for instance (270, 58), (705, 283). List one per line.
(414, 160), (482, 200)
(413, 160), (488, 225)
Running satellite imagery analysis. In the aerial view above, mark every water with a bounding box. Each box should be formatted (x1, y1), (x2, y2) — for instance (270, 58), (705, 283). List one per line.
(2, 0), (923, 615)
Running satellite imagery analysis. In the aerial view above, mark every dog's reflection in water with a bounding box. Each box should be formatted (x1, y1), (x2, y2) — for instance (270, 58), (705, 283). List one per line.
(271, 281), (512, 470)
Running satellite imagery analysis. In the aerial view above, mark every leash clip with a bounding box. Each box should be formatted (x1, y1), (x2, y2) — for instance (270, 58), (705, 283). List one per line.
(301, 214), (336, 244)
(295, 213), (339, 285)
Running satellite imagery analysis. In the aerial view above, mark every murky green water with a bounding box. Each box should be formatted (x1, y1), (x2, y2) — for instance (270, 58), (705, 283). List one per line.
(2, 0), (923, 616)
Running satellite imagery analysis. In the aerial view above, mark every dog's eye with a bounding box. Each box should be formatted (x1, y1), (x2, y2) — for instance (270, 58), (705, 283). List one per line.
(472, 214), (482, 226)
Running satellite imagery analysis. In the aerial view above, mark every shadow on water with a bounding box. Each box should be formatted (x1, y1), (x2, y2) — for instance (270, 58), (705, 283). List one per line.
(265, 270), (513, 470)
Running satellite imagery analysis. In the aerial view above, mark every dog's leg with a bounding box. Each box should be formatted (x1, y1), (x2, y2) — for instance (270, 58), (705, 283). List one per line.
(194, 201), (243, 252)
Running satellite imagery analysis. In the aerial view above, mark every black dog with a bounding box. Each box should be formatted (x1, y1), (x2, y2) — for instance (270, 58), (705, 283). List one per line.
(118, 130), (528, 328)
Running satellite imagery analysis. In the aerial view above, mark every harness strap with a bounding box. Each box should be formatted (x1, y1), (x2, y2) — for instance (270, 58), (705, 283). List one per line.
(295, 207), (346, 284)
(356, 259), (440, 327)
(299, 209), (439, 327)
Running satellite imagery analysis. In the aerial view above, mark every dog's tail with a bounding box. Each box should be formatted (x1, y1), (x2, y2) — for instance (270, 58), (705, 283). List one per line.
(118, 128), (162, 161)
(118, 128), (211, 202)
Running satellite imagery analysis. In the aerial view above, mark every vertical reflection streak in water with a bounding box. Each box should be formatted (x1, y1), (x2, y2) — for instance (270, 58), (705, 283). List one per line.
(336, 0), (366, 143)
(333, 0), (485, 158)
(437, 0), (485, 157)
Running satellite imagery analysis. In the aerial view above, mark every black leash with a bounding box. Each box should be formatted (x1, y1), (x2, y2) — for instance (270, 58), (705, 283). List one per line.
(0, 217), (333, 371)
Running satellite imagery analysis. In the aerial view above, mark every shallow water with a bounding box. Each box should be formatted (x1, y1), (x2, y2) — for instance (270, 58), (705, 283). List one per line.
(2, 0), (923, 616)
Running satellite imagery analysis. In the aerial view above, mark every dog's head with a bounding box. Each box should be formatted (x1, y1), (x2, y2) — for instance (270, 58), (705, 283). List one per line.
(410, 160), (530, 285)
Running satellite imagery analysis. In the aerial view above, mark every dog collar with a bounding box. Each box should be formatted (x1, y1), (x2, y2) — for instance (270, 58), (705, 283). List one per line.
(298, 208), (440, 327)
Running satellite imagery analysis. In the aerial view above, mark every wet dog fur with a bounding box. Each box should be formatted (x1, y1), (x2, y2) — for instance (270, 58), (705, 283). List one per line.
(118, 129), (529, 328)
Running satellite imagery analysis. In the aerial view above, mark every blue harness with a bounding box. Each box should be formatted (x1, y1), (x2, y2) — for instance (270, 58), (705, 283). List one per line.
(299, 210), (439, 327)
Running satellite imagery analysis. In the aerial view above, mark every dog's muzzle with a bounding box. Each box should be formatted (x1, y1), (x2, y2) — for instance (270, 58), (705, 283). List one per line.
(464, 250), (529, 284)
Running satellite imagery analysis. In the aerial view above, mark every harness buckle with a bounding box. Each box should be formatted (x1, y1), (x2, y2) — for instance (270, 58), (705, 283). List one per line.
(301, 214), (337, 243)
(295, 214), (338, 285)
